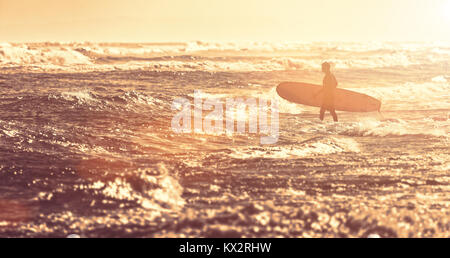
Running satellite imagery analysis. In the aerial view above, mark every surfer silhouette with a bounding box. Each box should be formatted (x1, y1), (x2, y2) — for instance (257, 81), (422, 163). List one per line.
(315, 62), (338, 122)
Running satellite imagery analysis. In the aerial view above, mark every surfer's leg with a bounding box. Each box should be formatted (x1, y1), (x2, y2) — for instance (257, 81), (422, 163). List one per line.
(330, 108), (338, 122)
(319, 106), (325, 121)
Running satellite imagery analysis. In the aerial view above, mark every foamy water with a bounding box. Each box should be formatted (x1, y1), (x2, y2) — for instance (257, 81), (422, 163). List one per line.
(1, 41), (449, 72)
(0, 41), (448, 237)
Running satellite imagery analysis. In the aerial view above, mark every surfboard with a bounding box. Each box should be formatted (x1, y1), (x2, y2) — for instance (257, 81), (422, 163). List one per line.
(276, 82), (381, 112)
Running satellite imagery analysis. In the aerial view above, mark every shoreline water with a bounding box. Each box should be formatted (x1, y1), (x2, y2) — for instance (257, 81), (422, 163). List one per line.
(0, 41), (448, 237)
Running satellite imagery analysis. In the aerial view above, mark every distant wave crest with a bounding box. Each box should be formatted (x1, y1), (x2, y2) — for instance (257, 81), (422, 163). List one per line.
(1, 41), (449, 72)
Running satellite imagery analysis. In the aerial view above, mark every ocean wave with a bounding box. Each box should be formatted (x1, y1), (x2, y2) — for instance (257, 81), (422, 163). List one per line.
(91, 163), (185, 211)
(229, 136), (360, 159)
(1, 41), (449, 72)
(0, 44), (92, 67)
(47, 90), (161, 111)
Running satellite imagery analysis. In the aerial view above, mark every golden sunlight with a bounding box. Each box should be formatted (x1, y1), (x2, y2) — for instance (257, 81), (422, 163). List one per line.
(1, 0), (450, 41)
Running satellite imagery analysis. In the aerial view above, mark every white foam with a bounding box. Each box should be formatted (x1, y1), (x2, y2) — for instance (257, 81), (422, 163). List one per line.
(229, 136), (360, 159)
(59, 91), (98, 104)
(2, 41), (449, 72)
(305, 117), (449, 137)
(356, 81), (450, 111)
(98, 164), (185, 211)
(431, 76), (447, 83)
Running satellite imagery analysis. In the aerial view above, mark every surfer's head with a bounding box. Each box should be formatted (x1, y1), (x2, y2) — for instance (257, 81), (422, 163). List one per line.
(322, 62), (331, 73)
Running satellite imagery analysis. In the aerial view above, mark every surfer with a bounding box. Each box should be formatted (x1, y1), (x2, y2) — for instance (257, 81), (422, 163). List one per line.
(315, 62), (338, 122)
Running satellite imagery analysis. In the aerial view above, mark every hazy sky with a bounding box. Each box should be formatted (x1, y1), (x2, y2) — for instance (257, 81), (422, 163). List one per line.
(1, 0), (449, 42)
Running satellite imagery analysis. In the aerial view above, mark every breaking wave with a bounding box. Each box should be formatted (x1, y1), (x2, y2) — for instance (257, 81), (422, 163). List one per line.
(1, 41), (449, 72)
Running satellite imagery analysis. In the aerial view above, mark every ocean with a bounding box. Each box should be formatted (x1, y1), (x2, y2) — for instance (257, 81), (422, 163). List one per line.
(0, 41), (448, 237)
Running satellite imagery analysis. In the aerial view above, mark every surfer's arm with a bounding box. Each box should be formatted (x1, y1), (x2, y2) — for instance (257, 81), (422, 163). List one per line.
(314, 88), (323, 98)
(314, 76), (327, 97)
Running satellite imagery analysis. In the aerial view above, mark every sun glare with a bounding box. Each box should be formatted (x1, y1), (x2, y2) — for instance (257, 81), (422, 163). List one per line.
(444, 0), (450, 21)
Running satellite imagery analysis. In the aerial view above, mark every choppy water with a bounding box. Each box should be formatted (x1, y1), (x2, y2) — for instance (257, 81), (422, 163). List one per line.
(0, 41), (449, 237)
